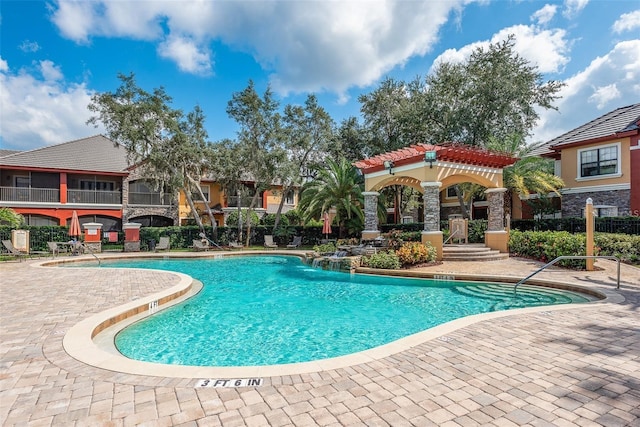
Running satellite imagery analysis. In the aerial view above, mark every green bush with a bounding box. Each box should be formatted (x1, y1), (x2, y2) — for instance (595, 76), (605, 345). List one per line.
(313, 242), (336, 254)
(226, 209), (261, 228)
(468, 220), (487, 243)
(594, 233), (640, 264)
(261, 213), (290, 227)
(396, 241), (436, 266)
(509, 230), (586, 268)
(363, 251), (401, 269)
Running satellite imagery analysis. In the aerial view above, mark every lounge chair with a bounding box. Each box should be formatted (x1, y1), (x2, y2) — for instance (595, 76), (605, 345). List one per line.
(192, 239), (210, 251)
(2, 240), (29, 261)
(286, 236), (302, 249)
(264, 235), (278, 249)
(229, 241), (243, 249)
(155, 236), (170, 252)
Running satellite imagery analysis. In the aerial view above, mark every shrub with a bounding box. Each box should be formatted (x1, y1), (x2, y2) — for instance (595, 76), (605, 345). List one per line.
(313, 242), (336, 254)
(396, 241), (436, 266)
(384, 229), (420, 251)
(261, 213), (290, 227)
(363, 251), (401, 269)
(509, 230), (586, 268)
(226, 209), (261, 228)
(594, 233), (640, 264)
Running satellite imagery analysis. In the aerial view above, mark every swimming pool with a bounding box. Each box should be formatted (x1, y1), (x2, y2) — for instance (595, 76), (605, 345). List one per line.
(94, 255), (591, 367)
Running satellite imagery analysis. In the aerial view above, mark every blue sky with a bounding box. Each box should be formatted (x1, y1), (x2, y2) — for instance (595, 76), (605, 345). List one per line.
(1, 0), (639, 152)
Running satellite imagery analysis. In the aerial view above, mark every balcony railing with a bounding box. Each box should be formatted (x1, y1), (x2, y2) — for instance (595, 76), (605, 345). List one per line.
(67, 189), (122, 204)
(129, 192), (174, 206)
(226, 196), (262, 208)
(0, 187), (60, 203)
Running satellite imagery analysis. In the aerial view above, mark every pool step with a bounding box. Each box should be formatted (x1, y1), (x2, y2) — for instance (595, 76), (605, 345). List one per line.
(443, 244), (509, 261)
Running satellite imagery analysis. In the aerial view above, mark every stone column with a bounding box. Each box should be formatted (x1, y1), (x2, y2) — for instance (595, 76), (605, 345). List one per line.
(485, 188), (508, 253)
(361, 191), (381, 240)
(421, 182), (443, 260)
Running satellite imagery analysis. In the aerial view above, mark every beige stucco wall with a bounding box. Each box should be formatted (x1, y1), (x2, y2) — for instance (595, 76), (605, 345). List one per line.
(560, 138), (630, 188)
(365, 162), (504, 193)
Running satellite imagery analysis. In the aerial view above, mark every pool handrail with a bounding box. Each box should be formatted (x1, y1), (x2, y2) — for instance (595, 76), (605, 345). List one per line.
(514, 255), (620, 294)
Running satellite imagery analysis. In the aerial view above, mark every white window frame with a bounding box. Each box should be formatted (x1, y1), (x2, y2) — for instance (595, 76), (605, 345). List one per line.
(445, 186), (458, 199)
(576, 142), (621, 181)
(196, 184), (210, 202)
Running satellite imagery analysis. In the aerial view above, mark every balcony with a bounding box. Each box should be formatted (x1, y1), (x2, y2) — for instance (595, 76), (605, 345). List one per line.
(67, 189), (122, 204)
(0, 187), (60, 203)
(226, 196), (262, 208)
(129, 192), (174, 206)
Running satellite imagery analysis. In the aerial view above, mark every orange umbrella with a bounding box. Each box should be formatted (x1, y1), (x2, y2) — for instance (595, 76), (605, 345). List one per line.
(322, 212), (332, 238)
(69, 210), (81, 238)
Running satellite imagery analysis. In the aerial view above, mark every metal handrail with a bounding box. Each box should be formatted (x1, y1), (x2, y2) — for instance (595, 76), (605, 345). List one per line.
(443, 229), (459, 245)
(80, 243), (101, 266)
(514, 255), (620, 294)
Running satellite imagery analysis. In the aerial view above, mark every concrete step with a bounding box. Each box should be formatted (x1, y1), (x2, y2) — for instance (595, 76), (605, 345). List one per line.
(442, 244), (509, 261)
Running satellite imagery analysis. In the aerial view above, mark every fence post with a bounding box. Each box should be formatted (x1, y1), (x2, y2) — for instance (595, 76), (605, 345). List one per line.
(586, 198), (595, 271)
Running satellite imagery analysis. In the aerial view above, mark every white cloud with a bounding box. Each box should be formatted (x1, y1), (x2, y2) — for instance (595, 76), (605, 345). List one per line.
(47, 0), (466, 96)
(39, 60), (64, 82)
(158, 35), (212, 76)
(531, 39), (640, 143)
(588, 84), (621, 109)
(563, 0), (589, 18)
(0, 59), (101, 150)
(432, 24), (570, 74)
(532, 4), (557, 26)
(612, 10), (640, 34)
(19, 40), (41, 53)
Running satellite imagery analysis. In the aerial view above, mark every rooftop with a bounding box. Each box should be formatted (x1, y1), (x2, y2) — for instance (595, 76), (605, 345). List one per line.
(0, 135), (129, 174)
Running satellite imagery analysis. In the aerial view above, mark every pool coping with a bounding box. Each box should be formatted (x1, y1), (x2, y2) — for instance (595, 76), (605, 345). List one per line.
(39, 252), (622, 380)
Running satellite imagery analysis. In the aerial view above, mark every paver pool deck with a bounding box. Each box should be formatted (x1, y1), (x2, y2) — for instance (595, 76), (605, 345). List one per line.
(1, 252), (638, 426)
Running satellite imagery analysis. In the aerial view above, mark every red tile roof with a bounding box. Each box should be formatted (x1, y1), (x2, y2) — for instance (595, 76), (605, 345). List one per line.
(353, 143), (518, 173)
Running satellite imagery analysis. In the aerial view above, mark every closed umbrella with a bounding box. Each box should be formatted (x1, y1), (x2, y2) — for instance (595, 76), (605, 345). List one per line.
(69, 210), (81, 238)
(322, 212), (332, 239)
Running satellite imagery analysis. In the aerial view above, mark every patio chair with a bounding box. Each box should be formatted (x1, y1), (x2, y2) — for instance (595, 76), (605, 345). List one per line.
(2, 240), (29, 261)
(286, 236), (302, 249)
(264, 235), (278, 249)
(192, 239), (210, 251)
(47, 242), (60, 258)
(229, 241), (243, 250)
(155, 236), (170, 252)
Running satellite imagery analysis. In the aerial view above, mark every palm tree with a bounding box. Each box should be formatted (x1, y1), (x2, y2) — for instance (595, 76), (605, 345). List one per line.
(298, 158), (364, 238)
(486, 135), (564, 217)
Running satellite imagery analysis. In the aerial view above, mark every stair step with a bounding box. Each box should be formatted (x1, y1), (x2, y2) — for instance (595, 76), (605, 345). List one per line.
(443, 251), (509, 261)
(441, 244), (508, 261)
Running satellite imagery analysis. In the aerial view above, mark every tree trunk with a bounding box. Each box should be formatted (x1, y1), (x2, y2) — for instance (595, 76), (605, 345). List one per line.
(244, 191), (261, 247)
(183, 189), (205, 231)
(272, 184), (292, 232)
(187, 175), (217, 240)
(455, 185), (470, 219)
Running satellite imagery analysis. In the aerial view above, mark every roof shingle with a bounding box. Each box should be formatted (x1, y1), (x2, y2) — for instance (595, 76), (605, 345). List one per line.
(0, 135), (129, 173)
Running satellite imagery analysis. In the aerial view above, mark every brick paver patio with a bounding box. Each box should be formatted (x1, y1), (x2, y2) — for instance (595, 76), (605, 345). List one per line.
(1, 254), (638, 426)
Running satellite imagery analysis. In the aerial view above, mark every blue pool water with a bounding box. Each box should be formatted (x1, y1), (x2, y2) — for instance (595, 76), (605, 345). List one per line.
(96, 256), (590, 367)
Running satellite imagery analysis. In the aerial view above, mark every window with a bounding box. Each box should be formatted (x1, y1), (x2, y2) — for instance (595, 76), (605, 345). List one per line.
(15, 176), (30, 187)
(579, 144), (618, 178)
(193, 184), (210, 202)
(446, 186), (458, 199)
(284, 190), (295, 205)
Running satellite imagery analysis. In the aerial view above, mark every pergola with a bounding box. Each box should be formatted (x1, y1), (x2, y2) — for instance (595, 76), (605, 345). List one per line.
(354, 143), (518, 260)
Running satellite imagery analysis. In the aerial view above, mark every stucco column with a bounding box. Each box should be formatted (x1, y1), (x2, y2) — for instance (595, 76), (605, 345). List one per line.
(361, 191), (380, 240)
(485, 187), (508, 253)
(421, 182), (443, 260)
